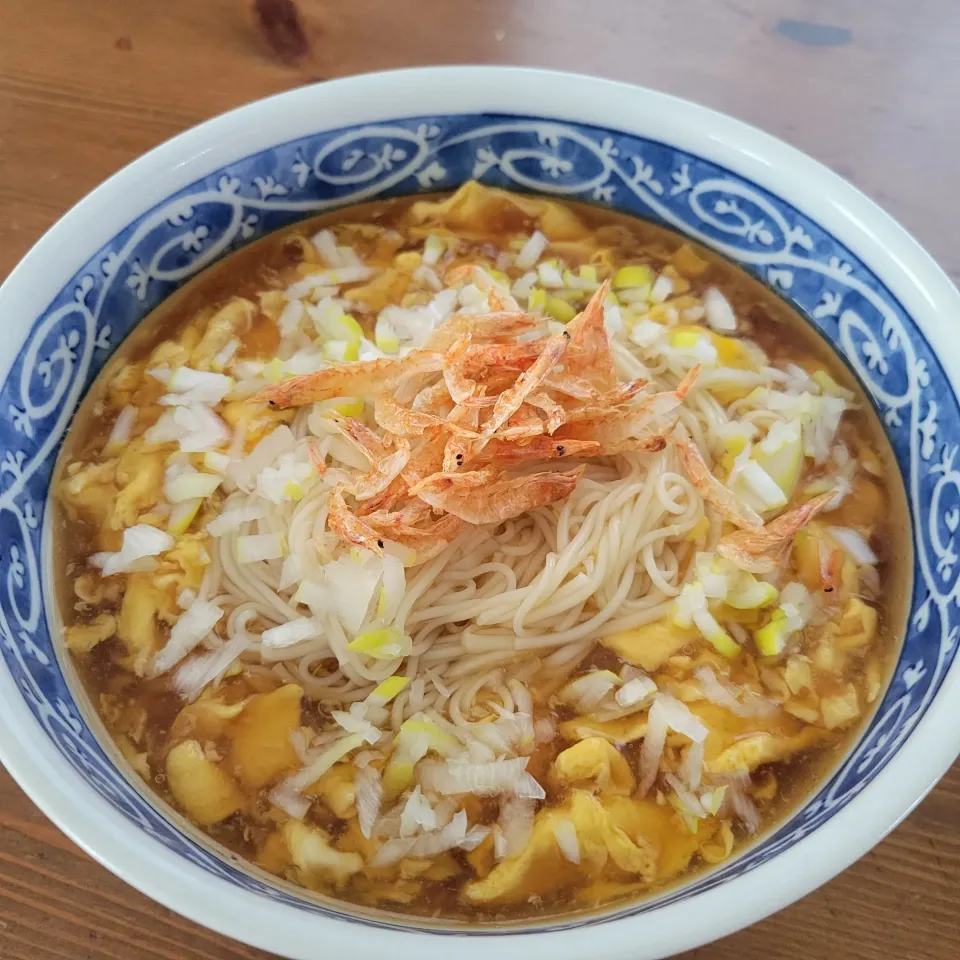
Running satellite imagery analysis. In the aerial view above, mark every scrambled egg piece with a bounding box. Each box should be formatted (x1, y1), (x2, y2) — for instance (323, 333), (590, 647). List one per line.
(306, 761), (357, 819)
(686, 700), (829, 774)
(409, 181), (587, 242)
(227, 684), (303, 788)
(191, 297), (255, 369)
(820, 683), (861, 730)
(64, 613), (117, 654)
(281, 820), (364, 890)
(111, 442), (164, 530)
(152, 535), (210, 604)
(462, 790), (657, 906)
(600, 619), (696, 672)
(552, 737), (635, 795)
(59, 461), (119, 526)
(166, 739), (245, 825)
(830, 598), (878, 652)
(706, 727), (828, 774)
(170, 693), (247, 742)
(559, 713), (648, 745)
(344, 268), (410, 313)
(116, 573), (163, 675)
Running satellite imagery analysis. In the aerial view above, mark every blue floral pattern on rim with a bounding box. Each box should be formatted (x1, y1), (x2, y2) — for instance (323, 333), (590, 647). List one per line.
(0, 112), (955, 933)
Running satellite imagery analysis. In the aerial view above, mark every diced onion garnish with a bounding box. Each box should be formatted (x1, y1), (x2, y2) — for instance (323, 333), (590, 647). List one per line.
(285, 266), (372, 300)
(355, 766), (382, 839)
(237, 532), (287, 563)
(269, 782), (311, 820)
(311, 229), (340, 266)
(370, 675), (410, 702)
(92, 524), (174, 576)
(561, 670), (621, 712)
(104, 405), (136, 453)
(261, 617), (321, 649)
(613, 265), (653, 290)
(144, 403), (231, 453)
(203, 451), (232, 474)
(649, 274), (674, 303)
(552, 819), (580, 864)
(347, 627), (412, 660)
(323, 553), (382, 634)
(498, 797), (535, 860)
(736, 461), (788, 511)
(400, 786), (437, 837)
(172, 630), (250, 701)
(616, 675), (657, 707)
(165, 471), (222, 504)
(370, 837), (416, 868)
(278, 554), (302, 591)
(536, 261), (564, 288)
(291, 578), (332, 611)
(229, 426), (296, 490)
(703, 287), (737, 332)
(514, 231), (549, 270)
(316, 397), (365, 418)
(658, 692), (709, 743)
(166, 368), (234, 403)
(152, 600), (224, 676)
(827, 526), (878, 565)
(695, 665), (778, 719)
(422, 234), (446, 266)
(167, 498), (202, 536)
(206, 504), (266, 536)
(419, 757), (533, 797)
(283, 733), (366, 793)
(331, 709), (381, 744)
(277, 299), (306, 337)
(374, 315), (400, 354)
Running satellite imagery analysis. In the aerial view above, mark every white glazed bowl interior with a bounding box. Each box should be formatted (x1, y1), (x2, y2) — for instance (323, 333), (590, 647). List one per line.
(0, 68), (958, 960)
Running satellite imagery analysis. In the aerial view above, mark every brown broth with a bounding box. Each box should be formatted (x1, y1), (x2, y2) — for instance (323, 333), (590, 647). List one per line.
(51, 191), (911, 924)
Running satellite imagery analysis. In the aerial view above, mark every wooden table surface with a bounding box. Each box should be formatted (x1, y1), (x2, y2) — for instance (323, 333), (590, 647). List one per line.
(1, 1), (958, 957)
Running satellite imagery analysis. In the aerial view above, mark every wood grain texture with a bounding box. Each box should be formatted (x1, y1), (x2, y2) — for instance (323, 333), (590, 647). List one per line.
(0, 0), (957, 957)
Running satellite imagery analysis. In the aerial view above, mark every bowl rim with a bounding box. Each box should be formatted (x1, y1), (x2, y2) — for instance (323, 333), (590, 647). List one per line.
(1, 65), (958, 960)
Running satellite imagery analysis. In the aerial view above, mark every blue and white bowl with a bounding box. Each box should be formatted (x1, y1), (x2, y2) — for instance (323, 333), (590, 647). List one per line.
(0, 68), (957, 960)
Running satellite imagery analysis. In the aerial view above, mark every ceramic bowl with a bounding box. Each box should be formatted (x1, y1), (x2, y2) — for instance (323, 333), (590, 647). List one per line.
(0, 67), (958, 960)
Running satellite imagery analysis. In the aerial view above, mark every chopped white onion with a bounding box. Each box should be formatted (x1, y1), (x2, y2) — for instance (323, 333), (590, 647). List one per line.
(552, 819), (580, 864)
(498, 797), (535, 860)
(152, 600), (224, 676)
(355, 767), (382, 839)
(418, 757), (531, 797)
(228, 426), (296, 490)
(269, 781), (311, 820)
(369, 836), (416, 868)
(105, 405), (136, 451)
(695, 665), (778, 719)
(407, 809), (469, 858)
(237, 532), (286, 563)
(172, 629), (250, 701)
(206, 504), (267, 537)
(400, 786), (437, 837)
(827, 526), (878, 565)
(515, 231), (549, 270)
(323, 553), (382, 634)
(703, 287), (737, 332)
(649, 274), (674, 303)
(92, 524), (175, 577)
(616, 675), (657, 707)
(284, 733), (365, 792)
(261, 617), (321, 649)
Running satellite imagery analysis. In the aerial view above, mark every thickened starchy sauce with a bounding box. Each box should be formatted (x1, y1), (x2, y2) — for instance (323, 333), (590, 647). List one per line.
(53, 184), (909, 922)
